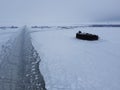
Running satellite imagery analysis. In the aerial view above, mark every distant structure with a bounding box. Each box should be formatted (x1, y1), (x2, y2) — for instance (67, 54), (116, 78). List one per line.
(76, 31), (99, 41)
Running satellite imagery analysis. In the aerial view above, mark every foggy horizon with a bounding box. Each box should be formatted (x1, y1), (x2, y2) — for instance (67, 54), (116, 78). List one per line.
(0, 0), (120, 26)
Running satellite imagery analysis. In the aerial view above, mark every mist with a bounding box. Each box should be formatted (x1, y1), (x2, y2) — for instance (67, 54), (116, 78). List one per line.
(0, 0), (120, 25)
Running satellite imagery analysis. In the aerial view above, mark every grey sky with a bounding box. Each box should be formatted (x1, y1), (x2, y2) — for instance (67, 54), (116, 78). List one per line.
(0, 0), (120, 25)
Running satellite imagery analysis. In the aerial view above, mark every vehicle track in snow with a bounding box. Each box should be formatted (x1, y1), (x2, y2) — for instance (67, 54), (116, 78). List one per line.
(0, 26), (46, 90)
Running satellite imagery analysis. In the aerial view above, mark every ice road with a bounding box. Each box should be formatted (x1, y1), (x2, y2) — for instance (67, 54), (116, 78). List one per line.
(0, 26), (46, 90)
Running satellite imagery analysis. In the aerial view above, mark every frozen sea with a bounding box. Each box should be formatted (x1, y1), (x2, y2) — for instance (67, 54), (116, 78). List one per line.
(0, 26), (120, 90)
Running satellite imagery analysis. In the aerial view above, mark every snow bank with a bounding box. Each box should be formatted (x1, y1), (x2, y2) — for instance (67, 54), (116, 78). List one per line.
(31, 27), (120, 90)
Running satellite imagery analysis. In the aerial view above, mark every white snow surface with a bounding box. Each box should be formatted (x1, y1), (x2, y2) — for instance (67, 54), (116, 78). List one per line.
(0, 27), (120, 90)
(0, 28), (18, 63)
(31, 27), (120, 90)
(0, 28), (18, 46)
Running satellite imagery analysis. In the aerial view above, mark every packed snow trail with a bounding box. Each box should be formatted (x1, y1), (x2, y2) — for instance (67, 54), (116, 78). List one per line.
(0, 26), (46, 90)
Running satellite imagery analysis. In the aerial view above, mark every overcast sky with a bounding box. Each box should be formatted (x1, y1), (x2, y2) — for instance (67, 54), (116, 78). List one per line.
(0, 0), (120, 26)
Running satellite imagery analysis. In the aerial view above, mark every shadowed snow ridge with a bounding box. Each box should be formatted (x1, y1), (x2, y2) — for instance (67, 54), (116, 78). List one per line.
(0, 26), (46, 90)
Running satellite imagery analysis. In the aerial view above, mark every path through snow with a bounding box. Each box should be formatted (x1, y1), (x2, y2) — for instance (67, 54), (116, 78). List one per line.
(0, 27), (46, 90)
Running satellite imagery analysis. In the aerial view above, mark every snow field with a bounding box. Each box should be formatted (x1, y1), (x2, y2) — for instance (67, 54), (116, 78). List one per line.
(0, 28), (19, 63)
(31, 27), (120, 90)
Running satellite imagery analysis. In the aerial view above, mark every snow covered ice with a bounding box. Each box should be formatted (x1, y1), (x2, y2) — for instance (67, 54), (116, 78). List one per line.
(0, 26), (120, 90)
(31, 26), (120, 90)
(0, 0), (120, 89)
